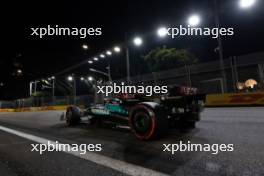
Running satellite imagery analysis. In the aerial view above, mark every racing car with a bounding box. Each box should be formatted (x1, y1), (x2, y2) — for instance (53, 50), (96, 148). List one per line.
(64, 86), (205, 140)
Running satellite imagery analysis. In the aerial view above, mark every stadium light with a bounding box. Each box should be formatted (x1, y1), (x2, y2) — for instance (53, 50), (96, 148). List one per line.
(67, 76), (73, 82)
(88, 76), (94, 81)
(239, 0), (256, 9)
(82, 44), (88, 50)
(157, 27), (168, 38)
(100, 54), (105, 58)
(88, 60), (93, 64)
(114, 46), (121, 53)
(67, 75), (76, 104)
(93, 57), (98, 61)
(188, 14), (201, 26)
(133, 37), (143, 46)
(17, 69), (22, 74)
(106, 51), (112, 56)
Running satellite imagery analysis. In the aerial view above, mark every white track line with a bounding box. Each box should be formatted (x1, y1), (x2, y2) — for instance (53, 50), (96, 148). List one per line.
(0, 125), (169, 176)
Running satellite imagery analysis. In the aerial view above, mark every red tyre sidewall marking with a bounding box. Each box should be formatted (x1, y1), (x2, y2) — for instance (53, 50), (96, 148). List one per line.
(129, 105), (157, 140)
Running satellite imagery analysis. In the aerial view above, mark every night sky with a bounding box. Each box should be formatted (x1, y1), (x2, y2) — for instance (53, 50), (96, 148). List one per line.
(1, 0), (264, 99)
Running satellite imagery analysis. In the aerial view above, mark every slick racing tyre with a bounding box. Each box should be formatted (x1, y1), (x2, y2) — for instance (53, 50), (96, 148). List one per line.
(129, 104), (168, 140)
(66, 106), (81, 126)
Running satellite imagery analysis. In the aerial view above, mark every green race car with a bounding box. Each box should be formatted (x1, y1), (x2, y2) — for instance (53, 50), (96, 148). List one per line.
(65, 86), (205, 140)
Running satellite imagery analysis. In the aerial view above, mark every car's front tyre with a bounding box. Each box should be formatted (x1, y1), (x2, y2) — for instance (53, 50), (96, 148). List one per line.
(66, 106), (81, 126)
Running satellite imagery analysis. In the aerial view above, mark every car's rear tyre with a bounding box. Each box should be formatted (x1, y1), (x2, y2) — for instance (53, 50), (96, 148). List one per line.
(66, 106), (81, 126)
(129, 104), (168, 140)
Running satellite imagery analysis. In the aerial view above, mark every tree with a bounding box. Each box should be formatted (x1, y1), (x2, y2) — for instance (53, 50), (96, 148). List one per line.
(143, 46), (198, 72)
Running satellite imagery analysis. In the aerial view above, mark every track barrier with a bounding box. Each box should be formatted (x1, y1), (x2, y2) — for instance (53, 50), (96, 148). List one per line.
(205, 92), (264, 107)
(1, 92), (264, 112)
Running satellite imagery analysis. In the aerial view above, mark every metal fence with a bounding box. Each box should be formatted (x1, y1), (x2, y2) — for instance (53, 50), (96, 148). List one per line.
(116, 51), (264, 94)
(1, 51), (264, 109)
(0, 95), (94, 109)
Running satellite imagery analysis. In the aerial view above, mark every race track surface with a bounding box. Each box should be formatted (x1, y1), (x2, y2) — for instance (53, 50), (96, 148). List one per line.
(0, 107), (264, 176)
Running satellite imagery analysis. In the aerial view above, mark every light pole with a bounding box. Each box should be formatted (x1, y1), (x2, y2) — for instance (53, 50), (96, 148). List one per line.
(214, 0), (227, 93)
(125, 36), (143, 83)
(125, 45), (130, 82)
(29, 80), (40, 96)
(34, 81), (38, 94)
(187, 10), (226, 92)
(67, 76), (76, 105)
(34, 81), (37, 93)
(29, 81), (33, 96)
(212, 0), (257, 92)
(212, 0), (257, 93)
(73, 78), (76, 105)
(51, 76), (55, 103)
(186, 13), (199, 96)
(106, 51), (113, 81)
(106, 66), (112, 82)
(89, 68), (110, 81)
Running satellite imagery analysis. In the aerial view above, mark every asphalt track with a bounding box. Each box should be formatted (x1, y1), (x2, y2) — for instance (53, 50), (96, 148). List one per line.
(0, 107), (264, 176)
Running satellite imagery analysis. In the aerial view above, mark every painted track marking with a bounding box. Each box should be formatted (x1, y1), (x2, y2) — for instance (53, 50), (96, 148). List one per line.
(0, 125), (169, 176)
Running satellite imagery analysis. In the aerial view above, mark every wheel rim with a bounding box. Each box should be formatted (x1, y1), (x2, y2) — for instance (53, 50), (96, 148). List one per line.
(133, 112), (152, 134)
